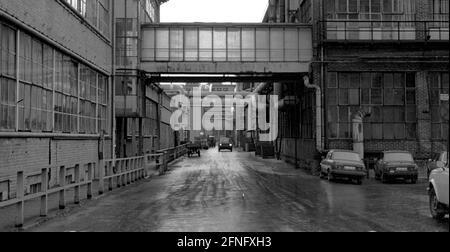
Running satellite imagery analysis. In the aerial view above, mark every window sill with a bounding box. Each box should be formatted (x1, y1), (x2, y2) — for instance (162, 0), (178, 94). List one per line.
(0, 131), (105, 140)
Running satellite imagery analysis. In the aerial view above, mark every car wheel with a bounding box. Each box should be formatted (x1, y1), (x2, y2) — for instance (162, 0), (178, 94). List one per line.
(410, 178), (417, 184)
(327, 170), (334, 182)
(381, 172), (389, 184)
(355, 179), (363, 185)
(429, 187), (446, 220)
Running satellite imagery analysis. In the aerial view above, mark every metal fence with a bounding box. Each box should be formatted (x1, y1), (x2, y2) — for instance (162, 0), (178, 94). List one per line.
(0, 144), (189, 228)
(320, 20), (449, 41)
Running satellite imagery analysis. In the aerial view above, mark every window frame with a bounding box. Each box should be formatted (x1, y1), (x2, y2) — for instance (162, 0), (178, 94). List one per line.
(326, 71), (417, 140)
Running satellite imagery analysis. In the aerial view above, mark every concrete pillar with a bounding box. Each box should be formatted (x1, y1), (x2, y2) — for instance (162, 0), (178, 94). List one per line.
(416, 71), (432, 157)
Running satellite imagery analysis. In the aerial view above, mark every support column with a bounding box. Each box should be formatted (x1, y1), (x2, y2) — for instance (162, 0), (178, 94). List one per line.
(416, 71), (432, 158)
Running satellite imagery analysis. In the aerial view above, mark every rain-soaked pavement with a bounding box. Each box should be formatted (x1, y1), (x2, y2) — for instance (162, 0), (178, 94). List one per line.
(29, 149), (449, 232)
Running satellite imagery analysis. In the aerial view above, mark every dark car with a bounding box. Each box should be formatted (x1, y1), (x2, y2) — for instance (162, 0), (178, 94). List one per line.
(375, 151), (418, 184)
(319, 150), (367, 185)
(218, 137), (233, 152)
(426, 151), (448, 178)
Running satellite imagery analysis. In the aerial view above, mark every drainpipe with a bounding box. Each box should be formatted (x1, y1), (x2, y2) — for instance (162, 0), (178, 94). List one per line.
(303, 76), (323, 152)
(280, 0), (286, 23)
(285, 0), (290, 23)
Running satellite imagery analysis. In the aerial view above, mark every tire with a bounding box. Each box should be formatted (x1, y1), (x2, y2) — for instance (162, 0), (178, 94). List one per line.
(381, 172), (389, 184)
(355, 179), (363, 185)
(429, 187), (446, 220)
(410, 178), (418, 184)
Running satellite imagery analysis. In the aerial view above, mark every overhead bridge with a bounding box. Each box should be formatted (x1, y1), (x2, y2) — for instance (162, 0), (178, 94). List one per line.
(140, 23), (313, 75)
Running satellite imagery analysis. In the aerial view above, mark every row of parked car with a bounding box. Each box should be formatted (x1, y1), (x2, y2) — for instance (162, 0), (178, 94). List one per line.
(319, 149), (449, 220)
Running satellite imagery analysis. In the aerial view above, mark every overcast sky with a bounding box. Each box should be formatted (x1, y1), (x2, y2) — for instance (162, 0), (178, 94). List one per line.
(160, 0), (269, 23)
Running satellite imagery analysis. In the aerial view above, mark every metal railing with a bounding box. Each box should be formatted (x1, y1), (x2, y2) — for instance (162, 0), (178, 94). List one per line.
(0, 144), (189, 228)
(320, 20), (449, 41)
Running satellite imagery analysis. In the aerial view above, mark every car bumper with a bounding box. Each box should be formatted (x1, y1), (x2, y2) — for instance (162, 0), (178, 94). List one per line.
(384, 170), (418, 179)
(331, 170), (367, 179)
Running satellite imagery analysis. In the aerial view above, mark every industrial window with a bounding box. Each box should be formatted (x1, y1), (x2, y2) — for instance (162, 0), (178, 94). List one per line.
(79, 65), (97, 134)
(0, 23), (109, 135)
(17, 34), (54, 132)
(29, 183), (42, 195)
(0, 23), (16, 130)
(54, 53), (78, 133)
(327, 72), (417, 140)
(325, 0), (415, 20)
(429, 72), (449, 140)
(98, 74), (109, 134)
(115, 18), (139, 68)
(98, 0), (110, 37)
(432, 0), (449, 15)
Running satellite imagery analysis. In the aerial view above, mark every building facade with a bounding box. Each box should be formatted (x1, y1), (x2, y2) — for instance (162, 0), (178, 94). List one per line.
(114, 0), (175, 158)
(263, 0), (449, 169)
(0, 0), (113, 199)
(0, 0), (174, 201)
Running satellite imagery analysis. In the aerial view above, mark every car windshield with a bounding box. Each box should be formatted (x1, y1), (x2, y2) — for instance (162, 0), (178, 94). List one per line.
(384, 153), (414, 162)
(332, 152), (361, 161)
(220, 138), (230, 144)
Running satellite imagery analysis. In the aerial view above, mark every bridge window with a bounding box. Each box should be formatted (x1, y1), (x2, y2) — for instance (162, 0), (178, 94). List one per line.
(327, 72), (417, 140)
(142, 25), (311, 62)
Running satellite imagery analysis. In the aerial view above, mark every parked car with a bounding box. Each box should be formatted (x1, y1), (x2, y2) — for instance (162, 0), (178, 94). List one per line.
(428, 163), (449, 220)
(319, 150), (367, 185)
(375, 151), (418, 184)
(218, 137), (233, 152)
(426, 151), (448, 178)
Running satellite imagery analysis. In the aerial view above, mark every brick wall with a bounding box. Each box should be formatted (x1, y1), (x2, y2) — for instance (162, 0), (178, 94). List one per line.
(0, 138), (100, 199)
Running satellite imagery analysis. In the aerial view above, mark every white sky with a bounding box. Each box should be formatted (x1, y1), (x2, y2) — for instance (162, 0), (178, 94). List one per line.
(160, 0), (269, 23)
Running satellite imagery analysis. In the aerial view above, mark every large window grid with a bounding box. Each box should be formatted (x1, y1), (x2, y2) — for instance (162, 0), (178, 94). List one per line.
(0, 24), (109, 135)
(54, 53), (78, 133)
(116, 18), (139, 68)
(18, 34), (54, 132)
(327, 72), (417, 140)
(326, 0), (416, 21)
(97, 74), (108, 134)
(429, 72), (449, 140)
(0, 23), (16, 130)
(79, 65), (97, 134)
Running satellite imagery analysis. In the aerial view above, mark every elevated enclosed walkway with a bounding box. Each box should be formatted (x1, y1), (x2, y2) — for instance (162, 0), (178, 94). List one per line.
(140, 23), (312, 74)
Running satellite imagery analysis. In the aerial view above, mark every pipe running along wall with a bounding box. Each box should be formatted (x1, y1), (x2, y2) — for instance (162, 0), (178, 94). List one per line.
(303, 76), (323, 152)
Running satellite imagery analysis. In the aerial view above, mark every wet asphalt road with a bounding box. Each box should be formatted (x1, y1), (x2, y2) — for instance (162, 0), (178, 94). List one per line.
(29, 149), (449, 232)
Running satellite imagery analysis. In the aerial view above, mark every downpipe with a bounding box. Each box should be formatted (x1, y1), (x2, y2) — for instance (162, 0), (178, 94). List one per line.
(303, 76), (324, 152)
